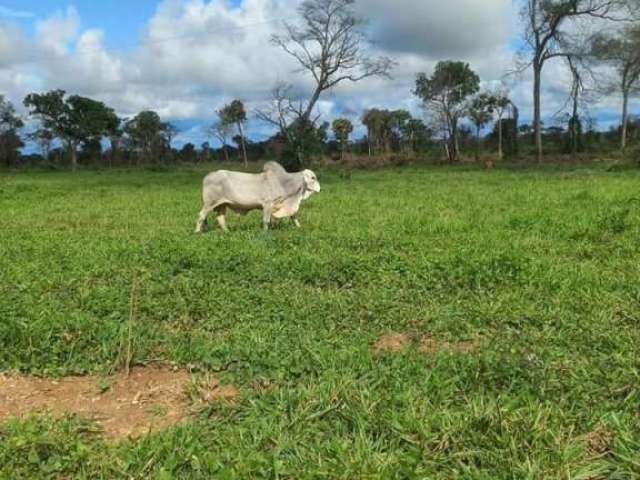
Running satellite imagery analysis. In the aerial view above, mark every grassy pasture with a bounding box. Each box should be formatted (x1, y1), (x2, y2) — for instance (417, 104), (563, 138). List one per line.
(0, 164), (639, 478)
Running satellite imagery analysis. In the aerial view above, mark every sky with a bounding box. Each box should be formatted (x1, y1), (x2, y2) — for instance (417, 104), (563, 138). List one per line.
(0, 0), (635, 149)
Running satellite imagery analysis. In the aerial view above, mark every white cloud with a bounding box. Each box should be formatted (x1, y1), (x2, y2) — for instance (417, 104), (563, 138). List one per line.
(35, 6), (80, 55)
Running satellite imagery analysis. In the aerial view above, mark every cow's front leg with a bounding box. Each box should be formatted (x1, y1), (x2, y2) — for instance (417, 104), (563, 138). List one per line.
(262, 205), (273, 231)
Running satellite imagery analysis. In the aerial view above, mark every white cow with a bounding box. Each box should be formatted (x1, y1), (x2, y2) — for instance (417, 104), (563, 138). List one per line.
(195, 161), (321, 232)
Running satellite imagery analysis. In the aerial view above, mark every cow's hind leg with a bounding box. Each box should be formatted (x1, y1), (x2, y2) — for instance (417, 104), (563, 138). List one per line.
(195, 205), (215, 233)
(215, 205), (228, 232)
(291, 215), (301, 228)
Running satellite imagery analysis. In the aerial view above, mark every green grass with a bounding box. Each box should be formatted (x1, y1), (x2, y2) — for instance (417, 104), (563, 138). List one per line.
(1, 164), (639, 479)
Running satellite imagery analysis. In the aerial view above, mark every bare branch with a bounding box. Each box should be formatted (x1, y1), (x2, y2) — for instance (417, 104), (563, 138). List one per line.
(272, 0), (394, 124)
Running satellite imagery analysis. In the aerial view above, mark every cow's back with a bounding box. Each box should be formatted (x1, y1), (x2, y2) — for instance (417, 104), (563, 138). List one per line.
(202, 170), (269, 209)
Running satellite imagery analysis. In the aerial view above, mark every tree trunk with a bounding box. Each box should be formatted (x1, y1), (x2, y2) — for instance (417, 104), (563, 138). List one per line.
(475, 125), (481, 162)
(571, 94), (579, 160)
(69, 141), (78, 172)
(452, 118), (459, 163)
(621, 89), (629, 151)
(533, 60), (543, 163)
(511, 103), (519, 156)
(237, 121), (248, 167)
(297, 146), (303, 170)
(222, 144), (229, 163)
(110, 137), (120, 168)
(497, 115), (503, 160)
(302, 86), (323, 123)
(0, 136), (7, 167)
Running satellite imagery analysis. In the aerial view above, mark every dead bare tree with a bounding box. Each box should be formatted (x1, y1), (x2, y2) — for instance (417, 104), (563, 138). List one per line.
(272, 0), (394, 124)
(255, 83), (327, 168)
(519, 0), (630, 162)
(591, 24), (640, 150)
(566, 56), (586, 158)
(209, 121), (233, 163)
(256, 83), (304, 142)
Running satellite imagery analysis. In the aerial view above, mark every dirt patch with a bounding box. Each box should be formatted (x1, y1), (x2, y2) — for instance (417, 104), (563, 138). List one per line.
(0, 366), (237, 440)
(418, 336), (480, 354)
(372, 333), (412, 353)
(585, 427), (614, 457)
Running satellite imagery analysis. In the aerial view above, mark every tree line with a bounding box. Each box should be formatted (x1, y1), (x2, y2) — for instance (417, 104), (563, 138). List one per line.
(1, 0), (639, 170)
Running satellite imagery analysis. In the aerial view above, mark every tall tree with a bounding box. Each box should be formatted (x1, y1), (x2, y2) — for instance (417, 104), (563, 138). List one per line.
(492, 93), (511, 160)
(332, 118), (354, 161)
(414, 61), (480, 163)
(591, 24), (640, 150)
(468, 93), (496, 162)
(0, 96), (24, 167)
(123, 110), (169, 165)
(404, 118), (431, 153)
(361, 109), (381, 156)
(220, 100), (248, 167)
(272, 0), (393, 124)
(256, 83), (329, 169)
(179, 143), (197, 163)
(24, 90), (118, 170)
(390, 110), (412, 153)
(565, 55), (586, 158)
(267, 0), (392, 167)
(361, 109), (395, 155)
(361, 109), (415, 154)
(200, 142), (212, 162)
(519, 0), (628, 162)
(106, 116), (123, 168)
(210, 120), (233, 163)
(27, 128), (54, 162)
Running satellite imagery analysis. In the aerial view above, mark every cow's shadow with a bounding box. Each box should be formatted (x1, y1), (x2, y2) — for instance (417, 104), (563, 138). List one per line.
(197, 217), (299, 233)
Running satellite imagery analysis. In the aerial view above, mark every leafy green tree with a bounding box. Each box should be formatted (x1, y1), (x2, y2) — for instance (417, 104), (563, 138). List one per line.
(414, 61), (480, 163)
(179, 143), (197, 163)
(361, 109), (402, 155)
(332, 118), (354, 160)
(200, 142), (212, 162)
(281, 119), (328, 170)
(220, 100), (248, 167)
(27, 128), (54, 162)
(106, 116), (124, 168)
(123, 111), (170, 165)
(391, 110), (413, 151)
(361, 109), (384, 156)
(24, 90), (118, 170)
(0, 96), (24, 167)
(404, 118), (431, 153)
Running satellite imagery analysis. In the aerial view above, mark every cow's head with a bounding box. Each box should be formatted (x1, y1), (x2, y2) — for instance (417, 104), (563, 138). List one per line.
(302, 169), (321, 199)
